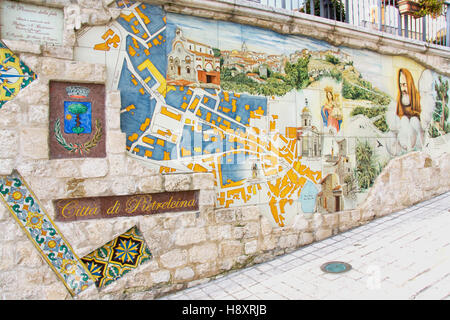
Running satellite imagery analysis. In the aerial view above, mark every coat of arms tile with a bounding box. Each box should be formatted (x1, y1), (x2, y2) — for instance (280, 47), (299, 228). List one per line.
(49, 81), (106, 159)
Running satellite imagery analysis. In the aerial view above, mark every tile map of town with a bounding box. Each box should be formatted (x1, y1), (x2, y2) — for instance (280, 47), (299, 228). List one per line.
(74, 1), (322, 227)
(73, 0), (450, 227)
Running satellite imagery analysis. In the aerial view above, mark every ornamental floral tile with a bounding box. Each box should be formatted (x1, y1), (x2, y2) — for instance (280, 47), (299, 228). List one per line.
(0, 41), (37, 109)
(0, 170), (94, 296)
(81, 226), (152, 288)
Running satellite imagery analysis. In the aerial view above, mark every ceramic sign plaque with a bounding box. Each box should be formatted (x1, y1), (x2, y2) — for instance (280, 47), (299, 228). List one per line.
(53, 190), (200, 222)
(0, 0), (64, 45)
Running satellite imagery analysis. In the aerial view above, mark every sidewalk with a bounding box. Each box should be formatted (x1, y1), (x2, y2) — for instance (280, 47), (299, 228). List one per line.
(160, 191), (450, 300)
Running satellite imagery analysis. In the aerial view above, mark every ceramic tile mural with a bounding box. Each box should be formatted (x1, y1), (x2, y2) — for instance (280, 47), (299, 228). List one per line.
(81, 226), (152, 288)
(0, 40), (37, 109)
(73, 1), (450, 227)
(0, 170), (94, 296)
(49, 81), (106, 159)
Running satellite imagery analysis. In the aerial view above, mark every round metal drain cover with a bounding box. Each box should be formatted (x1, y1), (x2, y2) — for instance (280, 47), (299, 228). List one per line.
(320, 261), (352, 274)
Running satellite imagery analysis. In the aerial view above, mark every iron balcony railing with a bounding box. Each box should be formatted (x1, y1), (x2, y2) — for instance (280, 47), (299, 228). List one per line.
(251, 0), (450, 48)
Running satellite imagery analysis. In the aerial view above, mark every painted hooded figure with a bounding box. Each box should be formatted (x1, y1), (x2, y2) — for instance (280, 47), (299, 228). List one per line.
(396, 68), (421, 119)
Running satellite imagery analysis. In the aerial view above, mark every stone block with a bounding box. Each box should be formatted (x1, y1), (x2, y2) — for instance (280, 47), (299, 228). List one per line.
(79, 158), (109, 178)
(315, 228), (332, 241)
(174, 267), (195, 281)
(64, 61), (95, 81)
(159, 249), (188, 269)
(106, 90), (122, 110)
(241, 205), (261, 221)
(189, 243), (218, 263)
(261, 235), (277, 251)
(244, 240), (258, 255)
(199, 190), (216, 206)
(298, 232), (314, 246)
(215, 209), (236, 223)
(51, 159), (81, 178)
(110, 176), (136, 195)
(126, 157), (159, 176)
(0, 159), (14, 175)
(174, 227), (206, 246)
(219, 240), (243, 257)
(194, 262), (217, 278)
(207, 225), (232, 241)
(323, 213), (339, 228)
(20, 128), (49, 159)
(278, 234), (298, 249)
(41, 57), (66, 77)
(3, 39), (41, 54)
(260, 216), (273, 235)
(0, 204), (9, 221)
(0, 130), (19, 158)
(106, 106), (121, 131)
(164, 174), (191, 192)
(107, 153), (126, 176)
(42, 45), (73, 60)
(0, 102), (21, 127)
(28, 104), (49, 126)
(292, 215), (309, 231)
(25, 177), (67, 200)
(150, 270), (171, 284)
(136, 174), (165, 194)
(242, 221), (260, 239)
(106, 130), (126, 154)
(83, 178), (111, 196)
(192, 173), (215, 190)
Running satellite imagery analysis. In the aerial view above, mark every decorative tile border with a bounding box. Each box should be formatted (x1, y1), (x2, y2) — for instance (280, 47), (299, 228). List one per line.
(0, 40), (37, 109)
(81, 226), (152, 288)
(0, 170), (94, 296)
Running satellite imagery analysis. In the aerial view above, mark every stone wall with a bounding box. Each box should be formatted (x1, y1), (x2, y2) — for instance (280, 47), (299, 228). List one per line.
(0, 0), (449, 300)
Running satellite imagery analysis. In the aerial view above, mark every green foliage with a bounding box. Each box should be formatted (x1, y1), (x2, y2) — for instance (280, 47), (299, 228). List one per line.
(284, 55), (311, 90)
(430, 75), (450, 137)
(220, 70), (293, 97)
(350, 106), (389, 132)
(373, 115), (389, 133)
(72, 126), (85, 134)
(342, 79), (390, 105)
(68, 103), (88, 115)
(212, 47), (221, 57)
(326, 54), (340, 65)
(220, 55), (311, 96)
(351, 106), (387, 118)
(355, 140), (379, 190)
(416, 0), (445, 18)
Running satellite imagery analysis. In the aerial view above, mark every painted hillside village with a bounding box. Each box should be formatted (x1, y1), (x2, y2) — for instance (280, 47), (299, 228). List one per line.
(165, 26), (403, 213)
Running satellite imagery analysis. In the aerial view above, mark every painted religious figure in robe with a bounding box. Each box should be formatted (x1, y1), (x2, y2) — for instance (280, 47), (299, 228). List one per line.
(396, 68), (421, 119)
(321, 86), (343, 134)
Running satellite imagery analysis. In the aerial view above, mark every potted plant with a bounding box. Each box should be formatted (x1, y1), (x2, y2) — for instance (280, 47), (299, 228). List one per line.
(397, 0), (445, 18)
(416, 0), (445, 18)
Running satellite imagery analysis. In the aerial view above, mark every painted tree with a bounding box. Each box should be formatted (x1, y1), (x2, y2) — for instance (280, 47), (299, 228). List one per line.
(67, 103), (88, 134)
(355, 139), (379, 190)
(434, 75), (449, 133)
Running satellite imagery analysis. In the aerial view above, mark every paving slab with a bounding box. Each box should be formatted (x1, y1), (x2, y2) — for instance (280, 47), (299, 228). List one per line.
(160, 191), (450, 300)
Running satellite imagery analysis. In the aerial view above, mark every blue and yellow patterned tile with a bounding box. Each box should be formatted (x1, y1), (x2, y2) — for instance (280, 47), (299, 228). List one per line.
(0, 170), (94, 296)
(0, 41), (37, 109)
(81, 226), (152, 288)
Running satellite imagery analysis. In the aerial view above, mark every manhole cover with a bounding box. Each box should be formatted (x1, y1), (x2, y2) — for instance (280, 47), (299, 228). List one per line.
(320, 261), (352, 274)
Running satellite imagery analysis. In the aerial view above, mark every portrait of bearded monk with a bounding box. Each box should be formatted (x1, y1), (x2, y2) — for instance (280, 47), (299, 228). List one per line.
(396, 68), (421, 119)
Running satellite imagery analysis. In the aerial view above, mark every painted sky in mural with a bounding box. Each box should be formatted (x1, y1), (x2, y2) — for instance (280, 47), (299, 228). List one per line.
(73, 0), (449, 227)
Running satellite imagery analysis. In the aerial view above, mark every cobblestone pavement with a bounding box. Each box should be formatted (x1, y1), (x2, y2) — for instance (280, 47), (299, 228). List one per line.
(160, 191), (450, 300)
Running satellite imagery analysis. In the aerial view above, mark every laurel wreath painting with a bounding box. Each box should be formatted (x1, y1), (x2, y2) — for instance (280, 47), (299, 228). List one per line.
(54, 118), (103, 155)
